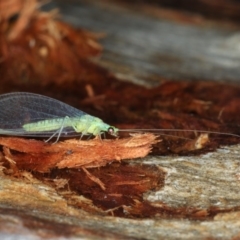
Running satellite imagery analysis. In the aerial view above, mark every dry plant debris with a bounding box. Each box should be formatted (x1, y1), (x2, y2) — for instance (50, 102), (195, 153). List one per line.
(0, 134), (158, 190)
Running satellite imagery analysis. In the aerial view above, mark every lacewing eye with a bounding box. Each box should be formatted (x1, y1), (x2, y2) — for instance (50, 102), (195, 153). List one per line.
(108, 127), (114, 135)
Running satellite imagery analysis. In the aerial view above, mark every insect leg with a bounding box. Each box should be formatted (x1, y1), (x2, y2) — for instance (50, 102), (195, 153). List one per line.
(102, 132), (106, 139)
(44, 130), (59, 143)
(80, 131), (87, 140)
(79, 124), (93, 140)
(45, 116), (69, 143)
(55, 116), (69, 143)
(87, 134), (93, 140)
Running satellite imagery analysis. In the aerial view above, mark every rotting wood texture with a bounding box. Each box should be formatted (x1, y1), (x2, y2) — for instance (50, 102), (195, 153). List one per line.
(2, 0), (240, 239)
(0, 133), (158, 172)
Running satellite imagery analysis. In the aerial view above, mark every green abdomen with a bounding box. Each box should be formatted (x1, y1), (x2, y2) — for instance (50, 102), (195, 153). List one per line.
(23, 118), (68, 132)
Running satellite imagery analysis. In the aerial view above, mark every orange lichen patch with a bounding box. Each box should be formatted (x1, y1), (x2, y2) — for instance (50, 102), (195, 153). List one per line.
(0, 0), (102, 85)
(0, 133), (158, 173)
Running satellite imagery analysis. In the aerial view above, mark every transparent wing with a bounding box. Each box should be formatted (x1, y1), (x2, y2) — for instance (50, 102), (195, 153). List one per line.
(0, 127), (85, 137)
(0, 92), (87, 136)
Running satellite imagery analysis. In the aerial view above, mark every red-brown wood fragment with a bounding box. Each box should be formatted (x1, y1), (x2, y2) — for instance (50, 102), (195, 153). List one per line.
(54, 163), (165, 216)
(82, 167), (106, 191)
(0, 133), (158, 172)
(173, 133), (209, 153)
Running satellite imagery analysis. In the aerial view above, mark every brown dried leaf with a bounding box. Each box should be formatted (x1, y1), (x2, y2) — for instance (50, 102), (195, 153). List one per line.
(0, 133), (159, 172)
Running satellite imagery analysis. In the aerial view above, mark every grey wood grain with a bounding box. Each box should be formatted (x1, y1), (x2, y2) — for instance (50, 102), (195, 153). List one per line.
(43, 0), (240, 86)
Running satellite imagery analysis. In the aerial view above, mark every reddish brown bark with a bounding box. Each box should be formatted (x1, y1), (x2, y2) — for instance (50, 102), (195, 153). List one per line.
(0, 133), (158, 172)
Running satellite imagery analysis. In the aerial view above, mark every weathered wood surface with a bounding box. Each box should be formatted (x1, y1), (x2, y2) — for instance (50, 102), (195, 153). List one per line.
(2, 0), (240, 239)
(1, 145), (240, 239)
(43, 0), (240, 85)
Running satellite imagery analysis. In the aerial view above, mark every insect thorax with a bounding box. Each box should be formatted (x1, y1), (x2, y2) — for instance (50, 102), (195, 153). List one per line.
(72, 115), (109, 136)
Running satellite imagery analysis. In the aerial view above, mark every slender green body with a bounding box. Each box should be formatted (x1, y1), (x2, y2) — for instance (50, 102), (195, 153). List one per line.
(0, 92), (118, 141)
(23, 115), (117, 136)
(1, 92), (236, 143)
